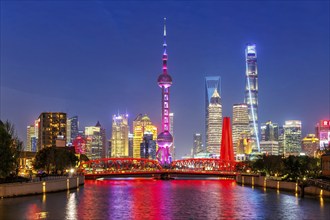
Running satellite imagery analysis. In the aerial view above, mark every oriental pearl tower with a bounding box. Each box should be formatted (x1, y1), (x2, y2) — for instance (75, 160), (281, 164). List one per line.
(156, 18), (173, 166)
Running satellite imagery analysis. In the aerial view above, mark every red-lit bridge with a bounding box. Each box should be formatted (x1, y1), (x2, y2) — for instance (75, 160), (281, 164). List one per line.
(79, 158), (237, 180)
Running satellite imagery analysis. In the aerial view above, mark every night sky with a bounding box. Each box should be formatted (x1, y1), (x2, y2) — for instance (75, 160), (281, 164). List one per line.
(1, 1), (329, 158)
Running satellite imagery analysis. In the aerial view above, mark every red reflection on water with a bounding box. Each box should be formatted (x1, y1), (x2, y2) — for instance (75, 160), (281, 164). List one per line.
(25, 204), (43, 220)
(78, 178), (237, 219)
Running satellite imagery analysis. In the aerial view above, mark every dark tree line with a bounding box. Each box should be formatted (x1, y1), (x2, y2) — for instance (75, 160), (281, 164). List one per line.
(0, 120), (23, 178)
(34, 147), (78, 175)
(237, 155), (321, 181)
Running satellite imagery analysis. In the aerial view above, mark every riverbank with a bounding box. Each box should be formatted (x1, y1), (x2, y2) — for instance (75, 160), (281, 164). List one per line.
(236, 174), (330, 198)
(0, 175), (84, 198)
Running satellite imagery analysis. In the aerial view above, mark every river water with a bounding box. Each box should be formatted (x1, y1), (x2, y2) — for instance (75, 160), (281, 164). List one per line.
(0, 179), (329, 219)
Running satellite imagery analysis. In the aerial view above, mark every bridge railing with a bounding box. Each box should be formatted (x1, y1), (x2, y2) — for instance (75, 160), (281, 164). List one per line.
(80, 158), (237, 175)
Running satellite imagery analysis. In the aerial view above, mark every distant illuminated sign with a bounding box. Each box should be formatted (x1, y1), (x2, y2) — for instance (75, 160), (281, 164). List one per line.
(321, 120), (330, 128)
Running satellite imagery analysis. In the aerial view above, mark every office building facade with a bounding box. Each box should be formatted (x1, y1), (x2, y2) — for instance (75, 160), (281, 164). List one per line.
(85, 122), (106, 160)
(315, 120), (330, 150)
(206, 88), (222, 155)
(140, 133), (157, 159)
(37, 112), (67, 151)
(205, 76), (221, 153)
(232, 104), (249, 155)
(244, 44), (260, 152)
(110, 114), (129, 157)
(302, 134), (319, 157)
(193, 133), (203, 156)
(133, 114), (157, 158)
(261, 121), (279, 142)
(283, 120), (302, 155)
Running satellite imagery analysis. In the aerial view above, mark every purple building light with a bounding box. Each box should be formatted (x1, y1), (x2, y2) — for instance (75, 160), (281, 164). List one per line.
(156, 18), (173, 166)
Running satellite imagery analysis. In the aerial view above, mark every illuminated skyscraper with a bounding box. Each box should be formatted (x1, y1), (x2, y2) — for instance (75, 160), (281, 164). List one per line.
(205, 76), (221, 151)
(26, 122), (38, 152)
(37, 112), (67, 150)
(133, 114), (157, 158)
(85, 122), (106, 159)
(140, 133), (157, 160)
(315, 120), (330, 150)
(244, 44), (260, 152)
(193, 133), (203, 156)
(67, 116), (79, 145)
(261, 121), (279, 141)
(232, 104), (249, 154)
(283, 120), (302, 155)
(156, 18), (173, 165)
(110, 114), (129, 157)
(302, 134), (319, 157)
(128, 133), (134, 157)
(206, 88), (222, 155)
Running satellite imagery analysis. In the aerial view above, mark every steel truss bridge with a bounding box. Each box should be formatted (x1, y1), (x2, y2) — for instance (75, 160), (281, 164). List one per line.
(79, 158), (237, 179)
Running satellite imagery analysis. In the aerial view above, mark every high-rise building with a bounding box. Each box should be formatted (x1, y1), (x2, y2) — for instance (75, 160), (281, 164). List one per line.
(302, 134), (319, 157)
(156, 18), (173, 165)
(110, 114), (129, 157)
(260, 141), (279, 155)
(128, 133), (134, 157)
(26, 122), (38, 152)
(244, 44), (260, 152)
(205, 76), (221, 151)
(140, 133), (157, 160)
(169, 112), (175, 160)
(232, 104), (249, 154)
(67, 116), (79, 145)
(85, 122), (105, 160)
(315, 120), (330, 150)
(37, 112), (67, 151)
(236, 131), (253, 155)
(96, 121), (107, 158)
(278, 126), (285, 155)
(261, 121), (279, 141)
(283, 120), (302, 155)
(133, 114), (157, 158)
(206, 88), (222, 155)
(193, 133), (203, 156)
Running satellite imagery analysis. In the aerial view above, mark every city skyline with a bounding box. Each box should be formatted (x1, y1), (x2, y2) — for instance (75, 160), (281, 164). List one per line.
(0, 1), (329, 158)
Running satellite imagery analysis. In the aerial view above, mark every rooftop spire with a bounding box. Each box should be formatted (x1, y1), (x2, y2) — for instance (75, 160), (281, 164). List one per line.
(162, 17), (168, 73)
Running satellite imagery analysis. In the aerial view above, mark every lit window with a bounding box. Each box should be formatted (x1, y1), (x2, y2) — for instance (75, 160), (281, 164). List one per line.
(164, 102), (168, 108)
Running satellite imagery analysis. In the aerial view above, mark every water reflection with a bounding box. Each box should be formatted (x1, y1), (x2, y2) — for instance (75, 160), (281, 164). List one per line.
(0, 179), (329, 219)
(66, 193), (77, 220)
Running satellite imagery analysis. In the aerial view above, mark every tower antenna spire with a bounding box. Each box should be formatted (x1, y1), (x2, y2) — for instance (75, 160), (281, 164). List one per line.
(162, 17), (168, 73)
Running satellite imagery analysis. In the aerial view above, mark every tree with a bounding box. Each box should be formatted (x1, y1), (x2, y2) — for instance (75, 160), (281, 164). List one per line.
(34, 147), (78, 174)
(0, 120), (23, 178)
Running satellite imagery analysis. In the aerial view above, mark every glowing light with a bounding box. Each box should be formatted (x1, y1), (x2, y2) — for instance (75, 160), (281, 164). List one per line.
(42, 182), (46, 193)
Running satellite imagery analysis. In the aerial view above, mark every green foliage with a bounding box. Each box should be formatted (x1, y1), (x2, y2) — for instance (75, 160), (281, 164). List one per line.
(34, 147), (78, 174)
(0, 120), (23, 178)
(249, 154), (321, 181)
(283, 155), (320, 181)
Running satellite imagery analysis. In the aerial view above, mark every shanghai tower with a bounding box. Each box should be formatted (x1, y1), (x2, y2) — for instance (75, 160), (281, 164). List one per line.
(156, 18), (173, 166)
(244, 44), (260, 152)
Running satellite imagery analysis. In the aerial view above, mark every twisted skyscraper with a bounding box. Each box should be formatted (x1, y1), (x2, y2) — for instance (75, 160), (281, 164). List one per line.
(156, 18), (173, 165)
(244, 44), (260, 152)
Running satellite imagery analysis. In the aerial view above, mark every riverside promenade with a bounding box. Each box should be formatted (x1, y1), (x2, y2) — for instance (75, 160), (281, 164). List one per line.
(0, 175), (85, 198)
(236, 174), (330, 198)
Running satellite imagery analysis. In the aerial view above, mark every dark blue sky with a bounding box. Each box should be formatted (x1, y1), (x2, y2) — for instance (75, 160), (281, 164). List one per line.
(1, 1), (329, 158)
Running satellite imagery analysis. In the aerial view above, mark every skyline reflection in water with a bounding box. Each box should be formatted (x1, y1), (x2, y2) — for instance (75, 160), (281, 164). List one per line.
(0, 179), (329, 219)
